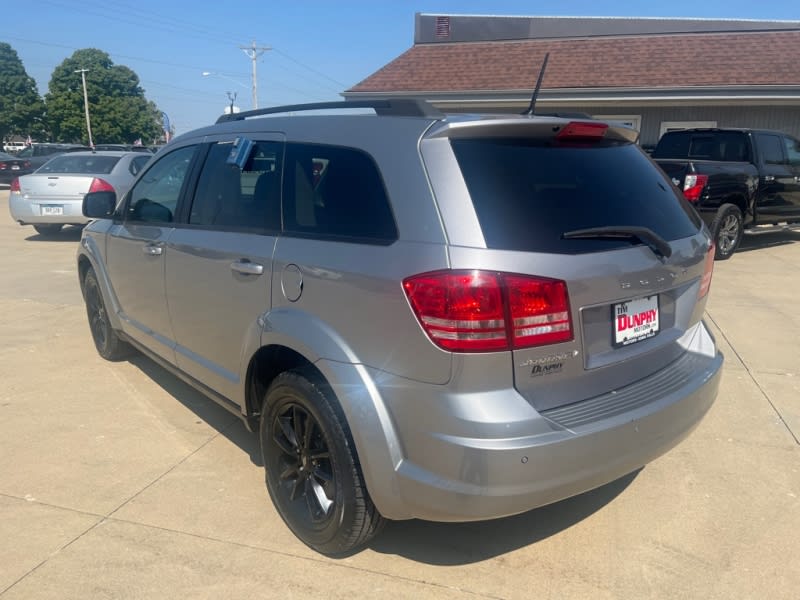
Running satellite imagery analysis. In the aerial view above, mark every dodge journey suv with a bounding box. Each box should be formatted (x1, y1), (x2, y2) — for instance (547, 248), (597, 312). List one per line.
(78, 99), (723, 555)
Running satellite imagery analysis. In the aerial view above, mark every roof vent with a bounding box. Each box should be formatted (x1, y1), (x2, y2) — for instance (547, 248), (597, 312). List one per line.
(435, 16), (450, 39)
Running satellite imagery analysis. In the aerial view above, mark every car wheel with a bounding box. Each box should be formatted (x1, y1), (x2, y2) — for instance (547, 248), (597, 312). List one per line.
(33, 224), (63, 236)
(260, 369), (385, 555)
(83, 267), (132, 361)
(711, 204), (743, 260)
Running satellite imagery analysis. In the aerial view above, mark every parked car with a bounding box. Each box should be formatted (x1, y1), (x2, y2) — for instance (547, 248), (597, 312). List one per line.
(652, 128), (800, 259)
(14, 143), (92, 172)
(78, 100), (722, 555)
(9, 151), (152, 236)
(94, 143), (155, 153)
(0, 151), (33, 184)
(3, 141), (28, 154)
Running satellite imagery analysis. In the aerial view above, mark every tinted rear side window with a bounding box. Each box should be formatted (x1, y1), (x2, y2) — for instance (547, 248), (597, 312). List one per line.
(452, 139), (700, 254)
(652, 131), (750, 162)
(38, 155), (121, 174)
(283, 143), (397, 244)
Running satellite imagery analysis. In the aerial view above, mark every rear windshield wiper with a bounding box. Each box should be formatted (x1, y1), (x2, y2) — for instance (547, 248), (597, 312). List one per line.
(562, 226), (672, 259)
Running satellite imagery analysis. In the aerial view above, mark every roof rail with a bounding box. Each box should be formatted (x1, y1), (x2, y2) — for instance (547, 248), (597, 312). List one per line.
(215, 98), (444, 123)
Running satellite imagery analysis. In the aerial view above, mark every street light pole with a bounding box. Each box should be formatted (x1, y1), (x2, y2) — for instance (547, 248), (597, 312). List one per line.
(74, 68), (94, 148)
(239, 41), (271, 109)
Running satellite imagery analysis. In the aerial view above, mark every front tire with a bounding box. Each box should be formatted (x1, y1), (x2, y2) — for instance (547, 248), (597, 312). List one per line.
(711, 204), (743, 260)
(260, 370), (385, 555)
(33, 224), (63, 236)
(83, 267), (132, 361)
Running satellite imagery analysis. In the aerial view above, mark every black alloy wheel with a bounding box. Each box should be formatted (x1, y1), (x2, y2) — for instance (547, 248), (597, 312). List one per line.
(83, 268), (131, 361)
(272, 402), (336, 523)
(260, 370), (385, 555)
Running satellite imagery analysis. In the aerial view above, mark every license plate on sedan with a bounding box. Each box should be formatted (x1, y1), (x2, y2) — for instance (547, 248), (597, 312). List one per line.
(613, 295), (659, 347)
(41, 205), (64, 216)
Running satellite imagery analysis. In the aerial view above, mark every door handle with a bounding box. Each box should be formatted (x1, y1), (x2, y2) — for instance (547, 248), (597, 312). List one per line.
(764, 175), (776, 183)
(230, 259), (264, 275)
(142, 244), (163, 256)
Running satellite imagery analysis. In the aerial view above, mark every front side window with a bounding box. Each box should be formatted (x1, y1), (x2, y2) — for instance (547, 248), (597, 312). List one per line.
(783, 136), (800, 166)
(756, 134), (786, 165)
(126, 145), (196, 223)
(189, 140), (282, 232)
(283, 143), (397, 243)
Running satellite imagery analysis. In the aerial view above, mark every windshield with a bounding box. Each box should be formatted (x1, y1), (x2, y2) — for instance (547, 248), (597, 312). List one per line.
(451, 139), (701, 254)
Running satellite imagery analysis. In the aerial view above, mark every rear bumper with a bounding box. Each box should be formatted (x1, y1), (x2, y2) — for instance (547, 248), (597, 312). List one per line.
(344, 320), (722, 522)
(8, 192), (89, 226)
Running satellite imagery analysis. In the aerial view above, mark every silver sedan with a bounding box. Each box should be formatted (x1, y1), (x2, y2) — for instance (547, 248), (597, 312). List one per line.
(8, 151), (151, 236)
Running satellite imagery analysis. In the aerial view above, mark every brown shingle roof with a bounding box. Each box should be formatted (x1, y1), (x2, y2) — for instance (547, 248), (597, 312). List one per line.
(349, 31), (800, 92)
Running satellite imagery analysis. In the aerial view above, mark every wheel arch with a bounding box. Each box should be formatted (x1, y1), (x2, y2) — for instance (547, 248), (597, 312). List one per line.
(245, 326), (409, 519)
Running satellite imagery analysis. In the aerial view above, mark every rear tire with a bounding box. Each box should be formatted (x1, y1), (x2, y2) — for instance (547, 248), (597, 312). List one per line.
(33, 224), (63, 236)
(710, 204), (743, 260)
(83, 267), (132, 361)
(260, 369), (385, 555)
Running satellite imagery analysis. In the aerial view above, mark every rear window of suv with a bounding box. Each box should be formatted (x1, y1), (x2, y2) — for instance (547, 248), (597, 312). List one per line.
(452, 139), (701, 254)
(652, 131), (750, 162)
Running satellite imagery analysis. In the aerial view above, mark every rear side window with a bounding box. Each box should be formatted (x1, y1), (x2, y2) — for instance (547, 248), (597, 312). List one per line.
(38, 155), (121, 174)
(452, 139), (701, 254)
(282, 143), (397, 244)
(129, 155), (151, 176)
(652, 131), (750, 162)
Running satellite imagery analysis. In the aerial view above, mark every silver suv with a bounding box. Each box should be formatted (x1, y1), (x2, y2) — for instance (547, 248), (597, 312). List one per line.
(78, 100), (723, 555)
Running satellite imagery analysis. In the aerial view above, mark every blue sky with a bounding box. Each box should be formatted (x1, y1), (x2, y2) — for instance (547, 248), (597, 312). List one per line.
(4, 0), (799, 135)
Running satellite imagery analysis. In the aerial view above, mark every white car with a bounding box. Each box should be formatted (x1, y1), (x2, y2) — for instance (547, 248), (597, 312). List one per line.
(8, 151), (152, 236)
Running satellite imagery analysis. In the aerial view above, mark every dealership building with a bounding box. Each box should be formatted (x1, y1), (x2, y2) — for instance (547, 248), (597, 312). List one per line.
(345, 14), (800, 147)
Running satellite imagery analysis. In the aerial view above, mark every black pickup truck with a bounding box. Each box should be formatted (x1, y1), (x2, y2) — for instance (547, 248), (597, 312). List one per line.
(652, 128), (800, 259)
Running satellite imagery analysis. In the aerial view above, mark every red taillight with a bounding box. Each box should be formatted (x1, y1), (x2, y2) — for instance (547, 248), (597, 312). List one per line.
(0, 161), (6, 170)
(10, 177), (20, 192)
(23, 161), (31, 169)
(698, 243), (715, 299)
(682, 174), (708, 202)
(403, 270), (573, 352)
(88, 177), (115, 193)
(555, 121), (608, 141)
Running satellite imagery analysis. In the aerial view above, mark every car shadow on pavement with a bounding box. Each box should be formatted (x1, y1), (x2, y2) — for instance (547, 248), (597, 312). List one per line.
(124, 352), (638, 564)
(127, 354), (263, 467)
(369, 470), (639, 565)
(24, 225), (84, 242)
(738, 229), (800, 253)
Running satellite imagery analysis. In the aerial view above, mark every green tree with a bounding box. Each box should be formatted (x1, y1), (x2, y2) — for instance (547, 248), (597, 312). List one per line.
(0, 42), (46, 143)
(45, 48), (161, 144)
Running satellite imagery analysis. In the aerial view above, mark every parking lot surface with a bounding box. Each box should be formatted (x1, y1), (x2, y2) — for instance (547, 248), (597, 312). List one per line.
(1, 188), (799, 599)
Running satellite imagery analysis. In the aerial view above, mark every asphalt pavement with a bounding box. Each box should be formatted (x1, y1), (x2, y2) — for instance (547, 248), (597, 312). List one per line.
(1, 188), (798, 599)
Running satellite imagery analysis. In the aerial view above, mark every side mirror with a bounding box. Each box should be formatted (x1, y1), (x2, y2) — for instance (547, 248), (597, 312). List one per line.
(83, 191), (117, 218)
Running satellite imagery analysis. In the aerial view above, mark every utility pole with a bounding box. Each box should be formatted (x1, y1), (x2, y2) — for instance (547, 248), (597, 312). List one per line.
(74, 68), (94, 148)
(239, 41), (270, 109)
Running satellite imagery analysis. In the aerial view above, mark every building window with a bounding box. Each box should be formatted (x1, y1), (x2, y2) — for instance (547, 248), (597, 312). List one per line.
(659, 121), (717, 138)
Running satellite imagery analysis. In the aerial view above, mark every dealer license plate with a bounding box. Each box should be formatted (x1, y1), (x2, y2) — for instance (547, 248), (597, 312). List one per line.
(11, 165), (19, 170)
(41, 206), (63, 216)
(612, 295), (660, 347)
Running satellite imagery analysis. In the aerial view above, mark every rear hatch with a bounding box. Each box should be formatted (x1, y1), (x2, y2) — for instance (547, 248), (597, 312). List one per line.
(419, 118), (713, 413)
